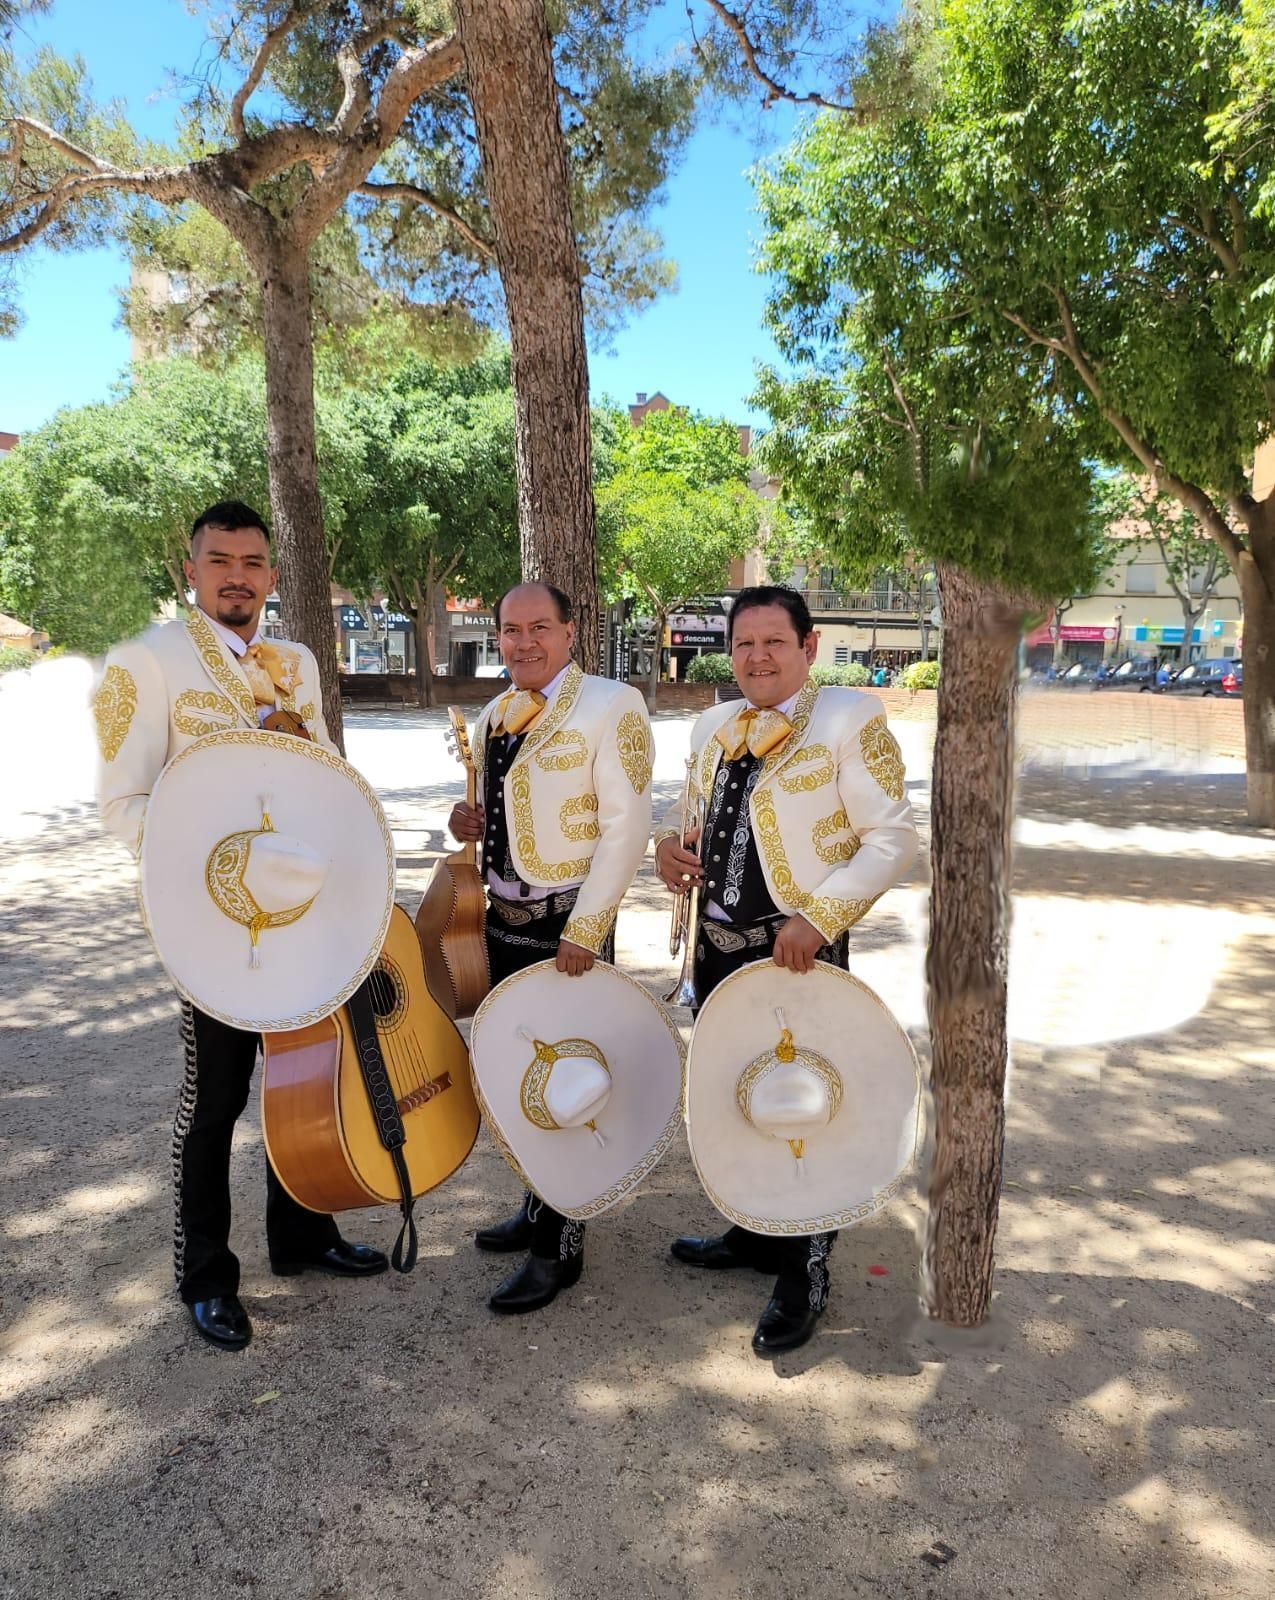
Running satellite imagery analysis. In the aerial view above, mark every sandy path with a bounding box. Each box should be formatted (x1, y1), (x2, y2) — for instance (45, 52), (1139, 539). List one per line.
(1, 674), (1272, 1599)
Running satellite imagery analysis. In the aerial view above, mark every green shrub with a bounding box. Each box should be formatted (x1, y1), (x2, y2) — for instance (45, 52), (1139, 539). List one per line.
(0, 643), (36, 675)
(811, 662), (871, 687)
(899, 659), (940, 690)
(685, 651), (735, 684)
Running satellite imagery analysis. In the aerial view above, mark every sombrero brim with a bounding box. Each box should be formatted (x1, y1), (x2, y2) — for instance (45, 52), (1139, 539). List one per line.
(685, 960), (923, 1236)
(470, 961), (685, 1220)
(140, 729), (395, 1031)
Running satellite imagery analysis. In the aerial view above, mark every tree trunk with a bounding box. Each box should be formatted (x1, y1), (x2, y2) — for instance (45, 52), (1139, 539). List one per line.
(922, 562), (1024, 1326)
(646, 611), (665, 710)
(164, 556), (187, 611)
(260, 241), (344, 751)
(1236, 536), (1275, 827)
(453, 0), (600, 671)
(412, 579), (435, 709)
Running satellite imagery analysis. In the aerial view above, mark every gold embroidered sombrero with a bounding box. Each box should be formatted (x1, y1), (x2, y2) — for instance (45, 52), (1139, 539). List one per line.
(469, 962), (685, 1220)
(139, 729), (395, 1030)
(685, 960), (922, 1236)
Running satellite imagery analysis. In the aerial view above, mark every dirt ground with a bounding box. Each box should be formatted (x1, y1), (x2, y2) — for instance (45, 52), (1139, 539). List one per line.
(1, 673), (1272, 1600)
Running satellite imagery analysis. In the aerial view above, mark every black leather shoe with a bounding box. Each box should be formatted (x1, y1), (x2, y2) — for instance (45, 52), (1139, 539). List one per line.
(271, 1239), (388, 1278)
(475, 1207), (533, 1253)
(752, 1296), (820, 1357)
(488, 1252), (583, 1314)
(189, 1295), (252, 1350)
(670, 1233), (758, 1270)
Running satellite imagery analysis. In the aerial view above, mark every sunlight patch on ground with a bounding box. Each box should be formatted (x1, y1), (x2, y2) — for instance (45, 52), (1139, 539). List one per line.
(3, 1175), (160, 1240)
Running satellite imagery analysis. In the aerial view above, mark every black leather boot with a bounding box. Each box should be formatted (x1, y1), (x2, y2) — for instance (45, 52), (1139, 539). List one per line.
(476, 1198), (533, 1253)
(752, 1296), (820, 1356)
(488, 1252), (583, 1313)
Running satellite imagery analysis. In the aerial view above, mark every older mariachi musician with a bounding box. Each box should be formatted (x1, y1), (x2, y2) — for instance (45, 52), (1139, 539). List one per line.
(448, 581), (654, 1314)
(93, 500), (386, 1353)
(654, 584), (918, 1356)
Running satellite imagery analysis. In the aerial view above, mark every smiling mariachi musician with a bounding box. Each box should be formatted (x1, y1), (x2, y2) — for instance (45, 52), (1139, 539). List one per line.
(654, 585), (919, 1356)
(447, 581), (654, 1314)
(92, 501), (387, 1352)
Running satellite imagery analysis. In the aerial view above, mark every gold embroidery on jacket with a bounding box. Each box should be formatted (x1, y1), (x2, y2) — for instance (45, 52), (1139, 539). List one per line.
(860, 714), (905, 801)
(174, 689), (240, 737)
(92, 665), (137, 762)
(562, 904), (618, 953)
(185, 610), (257, 724)
(560, 793), (600, 842)
(812, 808), (860, 865)
(616, 709), (653, 794)
(511, 763), (593, 882)
(778, 742), (834, 793)
(535, 729), (587, 772)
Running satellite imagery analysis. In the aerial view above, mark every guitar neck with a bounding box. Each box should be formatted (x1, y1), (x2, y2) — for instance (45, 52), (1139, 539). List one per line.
(461, 761), (478, 866)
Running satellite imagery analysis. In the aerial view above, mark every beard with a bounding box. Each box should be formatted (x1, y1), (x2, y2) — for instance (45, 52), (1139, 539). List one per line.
(216, 595), (256, 625)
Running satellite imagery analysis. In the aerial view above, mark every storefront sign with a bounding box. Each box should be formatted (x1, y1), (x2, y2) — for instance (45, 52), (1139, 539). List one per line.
(451, 612), (495, 630)
(339, 605), (411, 632)
(668, 612), (725, 633)
(670, 630), (724, 647)
(1059, 625), (1118, 643)
(1132, 625), (1201, 644)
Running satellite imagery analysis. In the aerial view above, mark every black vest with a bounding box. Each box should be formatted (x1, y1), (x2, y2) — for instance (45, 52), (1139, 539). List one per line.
(482, 729), (528, 892)
(701, 751), (779, 924)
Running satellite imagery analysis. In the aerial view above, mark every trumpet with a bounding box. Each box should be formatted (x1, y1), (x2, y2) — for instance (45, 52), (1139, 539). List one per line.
(664, 754), (705, 1008)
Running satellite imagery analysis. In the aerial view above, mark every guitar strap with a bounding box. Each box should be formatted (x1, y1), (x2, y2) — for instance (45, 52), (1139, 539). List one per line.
(345, 977), (419, 1274)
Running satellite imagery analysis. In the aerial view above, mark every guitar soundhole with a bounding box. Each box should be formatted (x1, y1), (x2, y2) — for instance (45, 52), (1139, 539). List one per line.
(367, 958), (405, 1030)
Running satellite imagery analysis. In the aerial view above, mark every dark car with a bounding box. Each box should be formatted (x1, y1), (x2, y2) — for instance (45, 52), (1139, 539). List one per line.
(1057, 661), (1102, 688)
(1100, 659), (1162, 693)
(1163, 658), (1243, 697)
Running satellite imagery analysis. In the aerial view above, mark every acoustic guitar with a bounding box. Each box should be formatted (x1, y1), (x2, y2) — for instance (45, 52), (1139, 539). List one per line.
(414, 706), (490, 1019)
(261, 905), (480, 1215)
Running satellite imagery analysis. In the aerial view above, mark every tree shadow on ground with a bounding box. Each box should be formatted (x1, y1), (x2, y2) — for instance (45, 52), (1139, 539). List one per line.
(2, 776), (1273, 1600)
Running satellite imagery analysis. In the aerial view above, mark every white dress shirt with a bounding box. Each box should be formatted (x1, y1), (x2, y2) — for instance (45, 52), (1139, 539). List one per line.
(202, 608), (275, 727)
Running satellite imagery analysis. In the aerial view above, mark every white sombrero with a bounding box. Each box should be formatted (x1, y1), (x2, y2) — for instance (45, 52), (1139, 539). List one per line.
(469, 961), (685, 1220)
(140, 729), (395, 1031)
(685, 960), (922, 1236)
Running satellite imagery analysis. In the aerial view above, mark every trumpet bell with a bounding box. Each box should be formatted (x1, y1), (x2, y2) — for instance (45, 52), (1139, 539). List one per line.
(663, 967), (698, 1009)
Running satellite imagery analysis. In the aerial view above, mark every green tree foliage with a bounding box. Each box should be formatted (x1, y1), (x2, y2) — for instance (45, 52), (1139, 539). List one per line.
(596, 405), (773, 703)
(330, 344), (521, 705)
(799, 0), (1275, 819)
(0, 354), (365, 652)
(750, 23), (1109, 1330)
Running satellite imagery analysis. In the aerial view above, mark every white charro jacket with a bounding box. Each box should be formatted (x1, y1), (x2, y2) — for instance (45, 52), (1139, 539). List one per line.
(473, 664), (654, 955)
(656, 679), (918, 943)
(93, 608), (334, 856)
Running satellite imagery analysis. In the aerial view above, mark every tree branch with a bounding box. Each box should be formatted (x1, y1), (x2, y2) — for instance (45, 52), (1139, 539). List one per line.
(229, 7), (304, 142)
(1007, 289), (1248, 571)
(696, 0), (862, 117)
(357, 180), (495, 259)
(292, 31), (464, 245)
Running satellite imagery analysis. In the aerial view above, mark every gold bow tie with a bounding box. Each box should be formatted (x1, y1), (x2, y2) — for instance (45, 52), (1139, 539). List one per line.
(241, 641), (295, 709)
(715, 706), (794, 762)
(494, 688), (547, 736)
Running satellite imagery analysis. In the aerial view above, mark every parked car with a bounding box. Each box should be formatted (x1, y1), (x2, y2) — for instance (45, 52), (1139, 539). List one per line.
(1057, 661), (1102, 688)
(1162, 658), (1243, 697)
(1100, 659), (1162, 693)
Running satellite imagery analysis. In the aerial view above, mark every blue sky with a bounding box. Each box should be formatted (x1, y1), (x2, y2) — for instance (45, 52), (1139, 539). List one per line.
(0, 0), (811, 436)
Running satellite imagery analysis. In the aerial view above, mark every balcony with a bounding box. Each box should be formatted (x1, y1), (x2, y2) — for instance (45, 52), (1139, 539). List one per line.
(806, 588), (928, 615)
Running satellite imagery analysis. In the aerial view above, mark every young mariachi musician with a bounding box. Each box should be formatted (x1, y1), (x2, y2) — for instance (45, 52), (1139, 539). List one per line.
(447, 581), (654, 1313)
(93, 501), (387, 1352)
(654, 584), (919, 1355)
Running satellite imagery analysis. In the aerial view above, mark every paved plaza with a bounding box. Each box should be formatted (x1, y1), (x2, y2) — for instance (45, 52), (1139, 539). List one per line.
(1, 663), (1272, 1599)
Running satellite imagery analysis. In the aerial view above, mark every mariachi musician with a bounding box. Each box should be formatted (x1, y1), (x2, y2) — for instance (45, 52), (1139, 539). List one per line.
(93, 501), (386, 1352)
(654, 584), (919, 1355)
(447, 581), (654, 1314)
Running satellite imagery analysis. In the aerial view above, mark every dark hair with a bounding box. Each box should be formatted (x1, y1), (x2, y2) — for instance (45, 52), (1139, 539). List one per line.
(494, 581), (573, 628)
(727, 585), (814, 645)
(191, 500), (271, 548)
